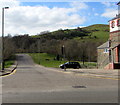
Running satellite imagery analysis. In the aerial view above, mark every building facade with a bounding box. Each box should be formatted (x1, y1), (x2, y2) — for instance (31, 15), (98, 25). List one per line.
(97, 2), (120, 69)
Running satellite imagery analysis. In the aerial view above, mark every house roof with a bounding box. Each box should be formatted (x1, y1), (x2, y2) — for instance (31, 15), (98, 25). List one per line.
(110, 44), (120, 49)
(117, 1), (120, 5)
(97, 41), (109, 49)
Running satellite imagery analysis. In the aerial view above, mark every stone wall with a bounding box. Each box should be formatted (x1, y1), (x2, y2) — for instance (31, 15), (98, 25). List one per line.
(97, 48), (109, 68)
(110, 31), (120, 47)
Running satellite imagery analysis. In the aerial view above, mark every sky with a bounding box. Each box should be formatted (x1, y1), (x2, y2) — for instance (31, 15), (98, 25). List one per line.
(0, 0), (119, 36)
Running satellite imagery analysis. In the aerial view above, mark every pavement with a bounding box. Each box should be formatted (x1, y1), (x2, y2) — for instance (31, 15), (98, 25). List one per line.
(1, 60), (119, 80)
(2, 54), (119, 103)
(67, 68), (119, 80)
(43, 66), (119, 80)
(0, 55), (119, 80)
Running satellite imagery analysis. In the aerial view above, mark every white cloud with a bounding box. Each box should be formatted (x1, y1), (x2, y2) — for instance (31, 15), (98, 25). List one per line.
(101, 2), (118, 18)
(101, 8), (117, 18)
(101, 2), (112, 7)
(92, 8), (95, 11)
(0, 0), (20, 7)
(70, 2), (88, 11)
(0, 1), (88, 35)
(94, 13), (99, 16)
(101, 2), (117, 7)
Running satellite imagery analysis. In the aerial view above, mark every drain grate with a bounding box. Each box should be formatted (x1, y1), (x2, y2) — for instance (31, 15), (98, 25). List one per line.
(72, 86), (86, 88)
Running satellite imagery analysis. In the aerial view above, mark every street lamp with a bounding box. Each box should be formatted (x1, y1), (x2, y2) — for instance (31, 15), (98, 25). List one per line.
(1, 7), (9, 71)
(62, 45), (66, 71)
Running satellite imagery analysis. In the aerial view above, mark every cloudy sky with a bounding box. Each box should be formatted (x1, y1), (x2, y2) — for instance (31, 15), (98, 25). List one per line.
(0, 0), (119, 36)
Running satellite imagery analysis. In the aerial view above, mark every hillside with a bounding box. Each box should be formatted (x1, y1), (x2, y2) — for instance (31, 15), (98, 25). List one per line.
(32, 24), (109, 43)
(82, 24), (109, 42)
(12, 24), (109, 62)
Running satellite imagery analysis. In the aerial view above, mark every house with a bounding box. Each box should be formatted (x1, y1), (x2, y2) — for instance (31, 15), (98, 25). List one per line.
(97, 2), (120, 69)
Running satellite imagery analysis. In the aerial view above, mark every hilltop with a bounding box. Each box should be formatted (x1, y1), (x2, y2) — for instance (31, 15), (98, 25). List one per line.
(32, 24), (109, 43)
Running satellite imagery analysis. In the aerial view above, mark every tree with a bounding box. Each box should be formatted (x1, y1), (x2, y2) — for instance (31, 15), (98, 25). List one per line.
(4, 36), (15, 60)
(64, 40), (80, 61)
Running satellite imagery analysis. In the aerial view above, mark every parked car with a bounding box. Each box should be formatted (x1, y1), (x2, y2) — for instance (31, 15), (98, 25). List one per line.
(59, 62), (81, 69)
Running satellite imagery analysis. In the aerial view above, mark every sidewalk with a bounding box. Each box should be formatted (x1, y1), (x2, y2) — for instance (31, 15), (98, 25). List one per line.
(0, 61), (17, 76)
(0, 62), (119, 80)
(65, 68), (119, 80)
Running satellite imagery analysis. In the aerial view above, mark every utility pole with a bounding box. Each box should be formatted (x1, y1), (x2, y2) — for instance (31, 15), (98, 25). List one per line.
(62, 45), (66, 71)
(1, 7), (9, 71)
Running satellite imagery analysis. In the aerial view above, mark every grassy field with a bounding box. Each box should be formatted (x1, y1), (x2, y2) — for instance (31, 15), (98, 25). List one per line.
(29, 53), (97, 68)
(29, 53), (65, 68)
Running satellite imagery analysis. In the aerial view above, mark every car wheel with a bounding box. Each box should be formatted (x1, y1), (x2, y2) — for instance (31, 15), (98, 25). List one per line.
(76, 66), (79, 69)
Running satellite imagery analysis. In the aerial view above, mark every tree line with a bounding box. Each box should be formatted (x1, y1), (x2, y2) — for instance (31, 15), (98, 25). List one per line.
(0, 35), (15, 61)
(2, 28), (103, 62)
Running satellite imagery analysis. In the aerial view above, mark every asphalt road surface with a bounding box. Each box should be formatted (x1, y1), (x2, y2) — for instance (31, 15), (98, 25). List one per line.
(2, 54), (118, 103)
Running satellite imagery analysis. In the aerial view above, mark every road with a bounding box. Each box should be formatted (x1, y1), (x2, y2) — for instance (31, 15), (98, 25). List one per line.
(2, 54), (118, 103)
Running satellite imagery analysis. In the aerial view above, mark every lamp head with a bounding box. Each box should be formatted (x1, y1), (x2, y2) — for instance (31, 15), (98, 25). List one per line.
(4, 7), (9, 9)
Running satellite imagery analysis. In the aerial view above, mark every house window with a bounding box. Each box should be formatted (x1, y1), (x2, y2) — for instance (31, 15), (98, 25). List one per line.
(111, 21), (115, 28)
(104, 49), (109, 53)
(117, 19), (120, 27)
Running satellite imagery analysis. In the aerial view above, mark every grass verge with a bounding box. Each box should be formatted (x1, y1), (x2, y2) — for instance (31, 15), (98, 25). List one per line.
(29, 53), (65, 68)
(4, 60), (14, 68)
(29, 53), (97, 68)
(0, 55), (16, 69)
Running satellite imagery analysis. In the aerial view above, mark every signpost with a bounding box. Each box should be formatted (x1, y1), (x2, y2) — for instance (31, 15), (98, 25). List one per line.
(62, 45), (66, 71)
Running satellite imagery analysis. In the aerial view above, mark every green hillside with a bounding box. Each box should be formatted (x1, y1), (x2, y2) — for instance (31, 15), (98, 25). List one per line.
(12, 24), (109, 62)
(32, 24), (109, 43)
(83, 24), (109, 42)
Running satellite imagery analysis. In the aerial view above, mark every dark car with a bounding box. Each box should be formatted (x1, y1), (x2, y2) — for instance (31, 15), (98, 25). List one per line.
(59, 62), (81, 69)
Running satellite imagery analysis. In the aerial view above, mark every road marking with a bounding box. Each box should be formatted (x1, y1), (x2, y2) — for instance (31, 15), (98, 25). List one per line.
(1, 69), (17, 77)
(4, 65), (117, 80)
(75, 73), (119, 80)
(50, 69), (119, 80)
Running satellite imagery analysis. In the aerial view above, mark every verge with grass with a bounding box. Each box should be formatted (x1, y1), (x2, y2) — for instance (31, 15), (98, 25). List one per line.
(0, 55), (16, 69)
(29, 53), (97, 69)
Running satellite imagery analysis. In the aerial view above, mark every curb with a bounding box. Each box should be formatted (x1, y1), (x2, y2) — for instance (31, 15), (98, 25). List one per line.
(0, 61), (18, 77)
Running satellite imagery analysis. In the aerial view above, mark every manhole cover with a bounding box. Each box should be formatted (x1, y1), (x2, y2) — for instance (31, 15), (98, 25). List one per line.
(72, 86), (86, 88)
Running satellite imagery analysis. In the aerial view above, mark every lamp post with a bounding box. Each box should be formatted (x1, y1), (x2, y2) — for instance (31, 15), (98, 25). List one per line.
(62, 45), (66, 71)
(1, 7), (9, 71)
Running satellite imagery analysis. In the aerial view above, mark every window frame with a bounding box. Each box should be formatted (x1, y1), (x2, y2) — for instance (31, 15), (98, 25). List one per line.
(117, 19), (120, 27)
(111, 21), (115, 28)
(104, 48), (109, 53)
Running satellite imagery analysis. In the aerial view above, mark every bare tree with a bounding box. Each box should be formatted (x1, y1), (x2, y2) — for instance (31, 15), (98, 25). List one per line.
(4, 36), (15, 60)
